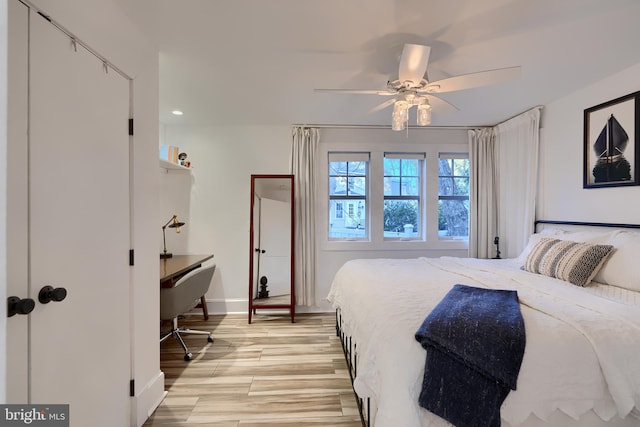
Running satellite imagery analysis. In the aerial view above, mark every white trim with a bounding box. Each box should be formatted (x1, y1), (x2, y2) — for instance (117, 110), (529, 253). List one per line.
(203, 298), (249, 315)
(130, 371), (166, 427)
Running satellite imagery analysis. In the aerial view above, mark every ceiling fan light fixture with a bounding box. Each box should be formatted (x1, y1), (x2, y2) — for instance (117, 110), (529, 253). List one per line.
(417, 103), (432, 126)
(417, 98), (432, 126)
(391, 110), (405, 131)
(393, 100), (409, 122)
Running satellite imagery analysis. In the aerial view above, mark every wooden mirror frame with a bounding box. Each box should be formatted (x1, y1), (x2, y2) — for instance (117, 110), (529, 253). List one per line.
(248, 174), (295, 323)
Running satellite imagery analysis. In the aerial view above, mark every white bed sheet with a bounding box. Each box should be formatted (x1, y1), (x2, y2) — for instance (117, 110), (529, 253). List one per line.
(327, 257), (640, 427)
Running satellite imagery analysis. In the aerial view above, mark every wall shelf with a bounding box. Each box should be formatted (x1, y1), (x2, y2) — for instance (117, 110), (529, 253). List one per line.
(160, 159), (190, 171)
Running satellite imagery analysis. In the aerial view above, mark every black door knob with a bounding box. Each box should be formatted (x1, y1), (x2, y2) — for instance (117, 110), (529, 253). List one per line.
(7, 296), (36, 317)
(38, 285), (67, 304)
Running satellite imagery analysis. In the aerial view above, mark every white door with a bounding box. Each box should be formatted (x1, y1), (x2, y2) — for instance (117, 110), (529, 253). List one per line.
(6, 0), (30, 403)
(258, 198), (291, 296)
(7, 6), (132, 426)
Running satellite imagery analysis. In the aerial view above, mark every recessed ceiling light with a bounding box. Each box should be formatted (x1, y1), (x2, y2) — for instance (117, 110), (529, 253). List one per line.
(171, 110), (184, 116)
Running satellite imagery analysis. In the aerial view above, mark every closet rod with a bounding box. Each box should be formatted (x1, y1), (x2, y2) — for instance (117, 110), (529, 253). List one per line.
(20, 0), (132, 81)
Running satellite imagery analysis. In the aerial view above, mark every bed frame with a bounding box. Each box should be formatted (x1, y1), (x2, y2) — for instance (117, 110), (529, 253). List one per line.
(336, 219), (640, 427)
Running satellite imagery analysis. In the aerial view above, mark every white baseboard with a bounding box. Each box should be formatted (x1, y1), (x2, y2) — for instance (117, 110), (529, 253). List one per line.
(130, 370), (166, 427)
(206, 298), (248, 314)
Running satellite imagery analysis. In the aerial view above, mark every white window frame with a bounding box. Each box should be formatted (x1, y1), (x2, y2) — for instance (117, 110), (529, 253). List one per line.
(383, 152), (425, 241)
(328, 152), (370, 241)
(318, 139), (469, 252)
(438, 152), (470, 240)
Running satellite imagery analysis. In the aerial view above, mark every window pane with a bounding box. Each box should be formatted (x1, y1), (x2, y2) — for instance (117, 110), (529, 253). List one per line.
(403, 177), (419, 196)
(329, 176), (346, 196)
(348, 161), (367, 176)
(383, 200), (419, 236)
(438, 199), (469, 237)
(438, 158), (452, 176)
(401, 159), (419, 176)
(348, 177), (367, 196)
(383, 158), (400, 176)
(329, 199), (366, 239)
(384, 177), (399, 196)
(329, 161), (347, 176)
(453, 158), (469, 176)
(439, 177), (453, 196)
(453, 177), (469, 196)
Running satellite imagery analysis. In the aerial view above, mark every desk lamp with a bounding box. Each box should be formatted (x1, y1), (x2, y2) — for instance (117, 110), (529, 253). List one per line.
(161, 214), (185, 259)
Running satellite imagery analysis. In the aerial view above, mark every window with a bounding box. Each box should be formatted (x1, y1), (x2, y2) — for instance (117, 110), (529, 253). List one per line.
(321, 141), (469, 251)
(383, 153), (424, 238)
(328, 152), (369, 239)
(438, 153), (469, 238)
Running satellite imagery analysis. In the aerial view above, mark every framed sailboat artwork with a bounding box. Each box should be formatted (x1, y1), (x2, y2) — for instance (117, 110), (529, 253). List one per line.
(584, 91), (640, 188)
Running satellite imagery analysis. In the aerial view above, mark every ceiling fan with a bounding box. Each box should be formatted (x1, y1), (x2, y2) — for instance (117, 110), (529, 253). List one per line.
(314, 44), (521, 130)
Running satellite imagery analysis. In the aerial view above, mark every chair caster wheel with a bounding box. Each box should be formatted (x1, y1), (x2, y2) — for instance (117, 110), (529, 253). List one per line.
(184, 353), (192, 361)
(207, 336), (214, 343)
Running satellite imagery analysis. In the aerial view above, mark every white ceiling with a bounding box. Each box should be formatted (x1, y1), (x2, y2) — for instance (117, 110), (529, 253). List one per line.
(117, 0), (640, 128)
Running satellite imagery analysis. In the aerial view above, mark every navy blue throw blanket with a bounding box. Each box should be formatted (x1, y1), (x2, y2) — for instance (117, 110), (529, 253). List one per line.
(415, 284), (526, 427)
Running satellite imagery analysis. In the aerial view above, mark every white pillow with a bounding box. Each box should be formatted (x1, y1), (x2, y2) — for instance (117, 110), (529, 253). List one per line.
(515, 228), (566, 264)
(594, 230), (640, 292)
(553, 230), (614, 245)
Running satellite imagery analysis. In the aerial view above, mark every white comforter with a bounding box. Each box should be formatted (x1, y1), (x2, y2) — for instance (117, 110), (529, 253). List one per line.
(327, 257), (640, 427)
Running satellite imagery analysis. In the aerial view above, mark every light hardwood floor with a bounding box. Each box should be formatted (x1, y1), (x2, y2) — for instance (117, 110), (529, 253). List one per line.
(144, 312), (362, 426)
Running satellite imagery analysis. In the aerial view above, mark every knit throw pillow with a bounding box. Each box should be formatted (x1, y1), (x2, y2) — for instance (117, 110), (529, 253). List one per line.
(523, 238), (614, 287)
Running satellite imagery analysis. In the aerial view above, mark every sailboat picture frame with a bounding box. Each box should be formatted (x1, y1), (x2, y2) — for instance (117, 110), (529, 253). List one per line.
(583, 91), (640, 188)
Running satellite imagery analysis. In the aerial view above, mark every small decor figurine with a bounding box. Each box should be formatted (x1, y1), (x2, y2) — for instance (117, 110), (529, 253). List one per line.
(178, 152), (190, 167)
(257, 276), (270, 299)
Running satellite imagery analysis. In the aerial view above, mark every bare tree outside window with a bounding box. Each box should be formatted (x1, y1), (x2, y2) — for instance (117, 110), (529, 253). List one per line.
(438, 154), (469, 238)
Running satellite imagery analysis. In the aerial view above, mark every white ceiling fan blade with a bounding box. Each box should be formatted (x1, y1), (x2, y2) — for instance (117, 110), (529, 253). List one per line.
(425, 94), (459, 113)
(424, 66), (521, 93)
(398, 44), (431, 86)
(367, 98), (396, 114)
(314, 88), (395, 95)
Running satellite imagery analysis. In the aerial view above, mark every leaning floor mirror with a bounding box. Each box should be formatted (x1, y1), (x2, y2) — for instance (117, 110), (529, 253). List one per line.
(248, 174), (295, 323)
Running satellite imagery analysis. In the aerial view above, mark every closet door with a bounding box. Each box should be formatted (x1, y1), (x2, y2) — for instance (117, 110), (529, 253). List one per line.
(25, 11), (130, 426)
(6, 0), (30, 404)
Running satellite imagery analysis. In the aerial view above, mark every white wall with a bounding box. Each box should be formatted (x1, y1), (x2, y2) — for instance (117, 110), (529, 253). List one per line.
(539, 62), (640, 223)
(162, 125), (291, 313)
(22, 1), (161, 425)
(162, 125), (470, 313)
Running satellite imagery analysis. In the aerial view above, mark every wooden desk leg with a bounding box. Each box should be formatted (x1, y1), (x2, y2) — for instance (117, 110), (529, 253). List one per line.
(200, 295), (209, 320)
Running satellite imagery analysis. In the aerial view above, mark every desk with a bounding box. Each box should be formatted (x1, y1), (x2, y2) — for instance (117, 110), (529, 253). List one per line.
(160, 254), (214, 319)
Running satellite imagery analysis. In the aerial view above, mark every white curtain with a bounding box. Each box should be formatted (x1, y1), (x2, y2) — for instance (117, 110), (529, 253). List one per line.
(290, 126), (319, 306)
(495, 106), (542, 258)
(468, 128), (498, 258)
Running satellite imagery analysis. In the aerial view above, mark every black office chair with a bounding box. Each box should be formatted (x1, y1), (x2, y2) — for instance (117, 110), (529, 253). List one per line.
(160, 264), (216, 361)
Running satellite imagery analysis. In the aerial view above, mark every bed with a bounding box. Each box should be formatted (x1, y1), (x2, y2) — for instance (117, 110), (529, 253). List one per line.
(327, 221), (640, 427)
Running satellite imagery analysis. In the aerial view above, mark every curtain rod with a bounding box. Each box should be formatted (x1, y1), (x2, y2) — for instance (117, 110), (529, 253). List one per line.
(20, 0), (132, 81)
(292, 124), (487, 130)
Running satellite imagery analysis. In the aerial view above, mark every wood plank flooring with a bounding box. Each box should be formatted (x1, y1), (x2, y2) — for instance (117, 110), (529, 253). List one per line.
(144, 312), (362, 426)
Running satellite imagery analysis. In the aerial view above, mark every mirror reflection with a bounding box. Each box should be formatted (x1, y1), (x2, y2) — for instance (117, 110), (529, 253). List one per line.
(248, 175), (295, 323)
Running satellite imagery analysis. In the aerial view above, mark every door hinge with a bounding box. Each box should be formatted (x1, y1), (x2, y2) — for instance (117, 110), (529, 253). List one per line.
(129, 249), (135, 266)
(128, 118), (134, 136)
(130, 379), (135, 397)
